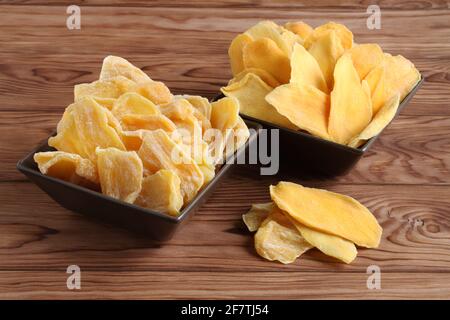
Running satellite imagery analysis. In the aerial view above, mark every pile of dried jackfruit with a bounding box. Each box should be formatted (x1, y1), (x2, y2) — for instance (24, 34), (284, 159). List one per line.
(222, 21), (421, 147)
(243, 181), (382, 264)
(34, 56), (250, 216)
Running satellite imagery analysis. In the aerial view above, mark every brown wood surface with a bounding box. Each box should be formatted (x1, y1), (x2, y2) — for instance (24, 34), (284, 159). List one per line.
(0, 1), (449, 299)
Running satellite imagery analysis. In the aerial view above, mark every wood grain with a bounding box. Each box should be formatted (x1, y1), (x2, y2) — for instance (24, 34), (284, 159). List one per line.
(0, 2), (449, 299)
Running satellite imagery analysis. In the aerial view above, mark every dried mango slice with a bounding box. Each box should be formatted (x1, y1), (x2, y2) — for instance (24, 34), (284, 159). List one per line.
(121, 114), (177, 132)
(290, 44), (328, 93)
(304, 21), (353, 50)
(308, 30), (345, 90)
(162, 98), (211, 133)
(243, 38), (291, 84)
(266, 83), (330, 140)
(348, 93), (400, 148)
(177, 95), (212, 120)
(34, 151), (98, 185)
(348, 43), (384, 80)
(255, 212), (312, 264)
(242, 202), (274, 232)
(221, 73), (297, 129)
(229, 68), (281, 88)
(134, 169), (183, 216)
(96, 147), (143, 203)
(228, 33), (253, 76)
(210, 97), (240, 133)
(100, 55), (151, 83)
(112, 92), (159, 121)
(284, 21), (313, 40)
(384, 53), (421, 102)
(270, 181), (382, 248)
(329, 54), (372, 144)
(137, 129), (204, 203)
(49, 97), (126, 162)
(130, 80), (173, 105)
(364, 64), (386, 114)
(93, 97), (116, 110)
(74, 76), (135, 101)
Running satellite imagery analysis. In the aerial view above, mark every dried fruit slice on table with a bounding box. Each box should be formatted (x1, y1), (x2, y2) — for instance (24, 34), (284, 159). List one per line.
(100, 55), (152, 83)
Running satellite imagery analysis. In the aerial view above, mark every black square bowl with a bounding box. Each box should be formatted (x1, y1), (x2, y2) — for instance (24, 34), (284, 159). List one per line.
(217, 77), (423, 177)
(17, 119), (262, 241)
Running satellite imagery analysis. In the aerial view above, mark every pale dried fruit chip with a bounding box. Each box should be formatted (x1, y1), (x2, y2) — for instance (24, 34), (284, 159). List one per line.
(137, 129), (204, 203)
(223, 117), (250, 160)
(96, 147), (143, 203)
(177, 95), (212, 120)
(121, 114), (177, 132)
(229, 68), (281, 88)
(383, 53), (421, 102)
(243, 38), (291, 84)
(329, 54), (372, 144)
(348, 93), (400, 148)
(48, 97), (126, 162)
(245, 21), (289, 54)
(92, 97), (116, 110)
(284, 21), (313, 40)
(100, 55), (151, 83)
(134, 169), (183, 216)
(255, 213), (312, 264)
(210, 97), (240, 133)
(112, 92), (159, 122)
(270, 181), (382, 248)
(290, 44), (328, 93)
(221, 73), (296, 129)
(34, 151), (98, 185)
(364, 64), (386, 114)
(162, 98), (211, 133)
(266, 83), (330, 140)
(228, 33), (253, 76)
(74, 76), (135, 101)
(131, 80), (173, 105)
(308, 30), (345, 90)
(242, 202), (274, 232)
(120, 129), (150, 151)
(304, 21), (353, 50)
(348, 43), (384, 80)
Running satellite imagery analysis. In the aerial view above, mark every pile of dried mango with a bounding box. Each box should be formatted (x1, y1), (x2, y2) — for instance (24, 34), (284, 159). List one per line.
(34, 56), (250, 216)
(222, 21), (421, 147)
(243, 182), (382, 264)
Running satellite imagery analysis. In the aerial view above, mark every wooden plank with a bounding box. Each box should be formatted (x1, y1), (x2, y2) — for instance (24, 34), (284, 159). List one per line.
(0, 182), (449, 272)
(3, 113), (450, 184)
(0, 270), (448, 299)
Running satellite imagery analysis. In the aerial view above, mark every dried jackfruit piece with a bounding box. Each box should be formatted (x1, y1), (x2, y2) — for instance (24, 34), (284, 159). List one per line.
(130, 80), (173, 105)
(34, 151), (98, 185)
(100, 55), (151, 83)
(96, 147), (143, 203)
(134, 169), (183, 216)
(120, 129), (149, 151)
(112, 92), (160, 122)
(210, 97), (240, 133)
(162, 98), (211, 133)
(255, 211), (313, 264)
(137, 129), (204, 203)
(304, 22), (353, 50)
(308, 30), (345, 90)
(328, 54), (372, 144)
(48, 97), (126, 162)
(243, 37), (291, 84)
(266, 83), (330, 140)
(270, 181), (382, 248)
(228, 33), (253, 76)
(223, 117), (250, 160)
(290, 43), (328, 93)
(221, 73), (297, 129)
(121, 114), (177, 132)
(177, 95), (212, 120)
(74, 76), (135, 101)
(348, 43), (384, 80)
(348, 93), (400, 148)
(284, 21), (313, 40)
(229, 68), (281, 88)
(242, 202), (274, 232)
(93, 97), (116, 110)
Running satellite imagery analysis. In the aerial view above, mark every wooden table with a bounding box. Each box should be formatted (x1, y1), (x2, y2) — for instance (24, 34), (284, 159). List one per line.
(0, 1), (449, 299)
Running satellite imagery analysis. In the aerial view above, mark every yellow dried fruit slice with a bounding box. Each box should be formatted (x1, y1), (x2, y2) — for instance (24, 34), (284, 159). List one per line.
(120, 129), (150, 151)
(290, 44), (328, 93)
(305, 21), (353, 50)
(270, 181), (382, 248)
(112, 92), (160, 121)
(162, 98), (211, 133)
(266, 83), (330, 140)
(221, 73), (297, 129)
(177, 95), (212, 120)
(96, 147), (143, 203)
(308, 30), (345, 90)
(34, 151), (98, 185)
(329, 54), (372, 144)
(223, 117), (250, 160)
(228, 33), (253, 76)
(384, 53), (421, 102)
(74, 76), (135, 101)
(229, 68), (281, 88)
(243, 38), (291, 84)
(348, 93), (400, 148)
(137, 129), (204, 203)
(255, 212), (313, 264)
(121, 114), (177, 132)
(134, 169), (183, 216)
(242, 202), (274, 232)
(284, 21), (313, 40)
(348, 43), (384, 80)
(364, 64), (386, 114)
(130, 80), (173, 105)
(48, 97), (126, 162)
(92, 97), (116, 110)
(100, 55), (151, 83)
(210, 97), (240, 133)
